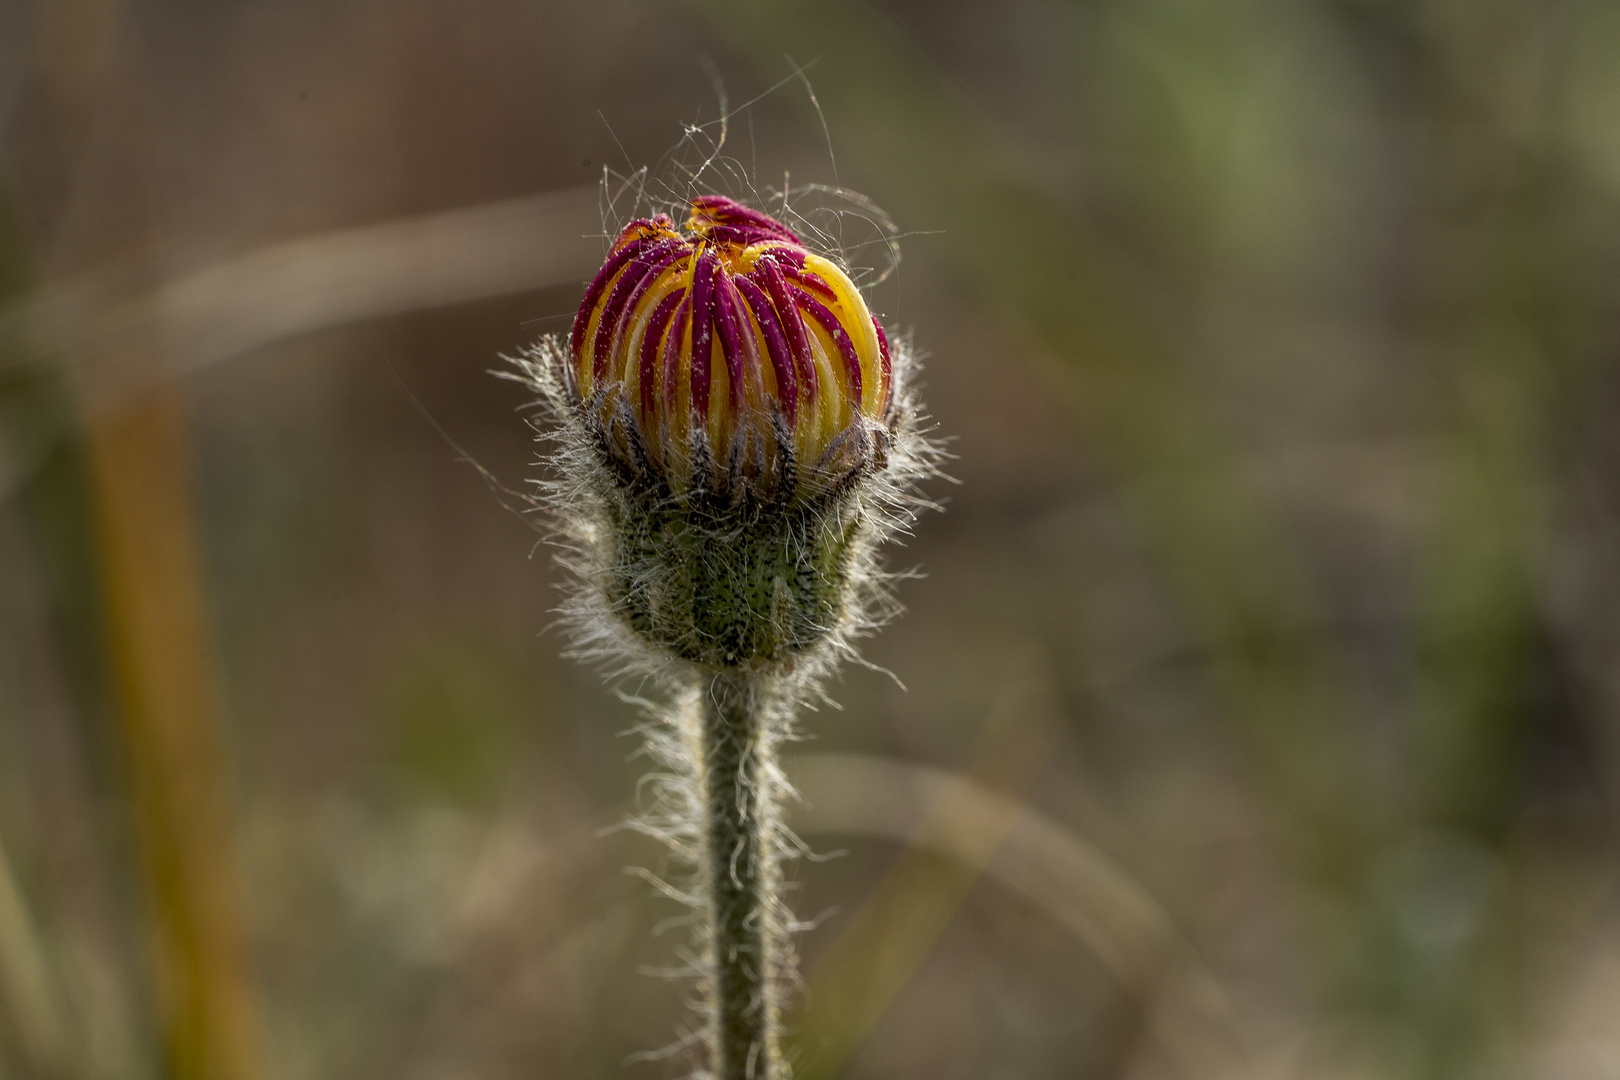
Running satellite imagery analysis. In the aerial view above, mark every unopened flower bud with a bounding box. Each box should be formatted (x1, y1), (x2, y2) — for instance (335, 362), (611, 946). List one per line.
(569, 196), (892, 503)
(514, 195), (932, 674)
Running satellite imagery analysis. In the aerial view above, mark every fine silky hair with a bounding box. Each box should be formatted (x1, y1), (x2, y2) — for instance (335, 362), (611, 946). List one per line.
(505, 193), (939, 1080)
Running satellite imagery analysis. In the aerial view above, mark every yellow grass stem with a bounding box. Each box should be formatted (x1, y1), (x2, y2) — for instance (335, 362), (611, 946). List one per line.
(84, 388), (259, 1080)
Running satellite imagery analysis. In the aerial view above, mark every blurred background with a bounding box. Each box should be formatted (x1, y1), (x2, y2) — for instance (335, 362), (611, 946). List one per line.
(3, 1), (1620, 1078)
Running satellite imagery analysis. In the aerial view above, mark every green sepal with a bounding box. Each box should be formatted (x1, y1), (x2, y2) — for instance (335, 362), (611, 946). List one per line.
(604, 487), (862, 669)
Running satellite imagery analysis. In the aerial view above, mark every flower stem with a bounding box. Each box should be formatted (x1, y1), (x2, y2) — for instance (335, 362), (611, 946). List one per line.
(700, 670), (784, 1080)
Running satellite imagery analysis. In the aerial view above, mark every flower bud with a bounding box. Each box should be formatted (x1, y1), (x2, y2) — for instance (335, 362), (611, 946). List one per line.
(514, 194), (930, 673)
(570, 196), (892, 503)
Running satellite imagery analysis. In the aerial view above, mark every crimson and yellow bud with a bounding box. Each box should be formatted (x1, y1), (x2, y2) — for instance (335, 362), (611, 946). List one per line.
(570, 196), (892, 500)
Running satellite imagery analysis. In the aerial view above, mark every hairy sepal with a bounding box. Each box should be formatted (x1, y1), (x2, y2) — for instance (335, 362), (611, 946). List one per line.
(504, 333), (940, 687)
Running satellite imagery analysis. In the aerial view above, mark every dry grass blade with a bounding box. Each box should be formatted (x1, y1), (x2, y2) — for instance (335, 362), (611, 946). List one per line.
(131, 187), (605, 378)
(0, 834), (67, 1077)
(0, 185), (605, 501)
(0, 185), (604, 405)
(787, 752), (1248, 1078)
(86, 386), (260, 1080)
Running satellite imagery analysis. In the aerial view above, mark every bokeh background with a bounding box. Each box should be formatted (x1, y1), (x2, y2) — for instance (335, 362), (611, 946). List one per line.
(4, 1), (1620, 1078)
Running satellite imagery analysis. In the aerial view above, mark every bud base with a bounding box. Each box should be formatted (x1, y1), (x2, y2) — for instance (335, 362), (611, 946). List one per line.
(605, 488), (861, 670)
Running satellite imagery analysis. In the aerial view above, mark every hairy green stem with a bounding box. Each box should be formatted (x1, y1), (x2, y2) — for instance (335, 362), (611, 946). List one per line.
(700, 671), (783, 1080)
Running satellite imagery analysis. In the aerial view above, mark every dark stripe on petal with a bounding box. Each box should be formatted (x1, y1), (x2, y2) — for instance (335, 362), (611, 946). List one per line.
(592, 240), (685, 382)
(688, 249), (718, 420)
(690, 195), (803, 244)
(758, 244), (805, 270)
(712, 271), (750, 411)
(784, 267), (837, 301)
(735, 275), (797, 424)
(700, 223), (802, 248)
(662, 297), (691, 414)
(610, 245), (686, 347)
(569, 235), (657, 367)
(872, 317), (892, 412)
(791, 284), (863, 405)
(755, 256), (816, 402)
(640, 291), (683, 423)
